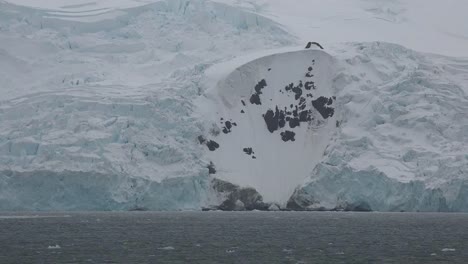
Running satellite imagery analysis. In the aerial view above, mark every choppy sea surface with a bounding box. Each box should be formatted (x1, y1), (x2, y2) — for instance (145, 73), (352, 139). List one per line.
(0, 212), (467, 263)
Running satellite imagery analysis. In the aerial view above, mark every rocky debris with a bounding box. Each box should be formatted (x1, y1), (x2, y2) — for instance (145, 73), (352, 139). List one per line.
(242, 147), (256, 159)
(312, 96), (334, 119)
(206, 140), (220, 151)
(206, 178), (374, 212)
(249, 79), (267, 105)
(198, 135), (220, 151)
(207, 162), (216, 174)
(280, 130), (296, 142)
(221, 119), (237, 134)
(243, 147), (254, 155)
(211, 178), (269, 211)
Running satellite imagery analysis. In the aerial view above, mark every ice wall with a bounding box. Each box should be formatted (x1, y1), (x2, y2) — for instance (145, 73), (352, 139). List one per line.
(0, 0), (295, 210)
(0, 170), (215, 211)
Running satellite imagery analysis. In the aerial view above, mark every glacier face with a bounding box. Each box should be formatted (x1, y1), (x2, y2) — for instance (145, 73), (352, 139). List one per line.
(0, 170), (214, 211)
(288, 43), (468, 211)
(1, 0), (468, 211)
(0, 0), (295, 210)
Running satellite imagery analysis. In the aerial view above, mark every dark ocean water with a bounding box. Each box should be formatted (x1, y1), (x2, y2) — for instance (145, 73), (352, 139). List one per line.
(0, 211), (467, 263)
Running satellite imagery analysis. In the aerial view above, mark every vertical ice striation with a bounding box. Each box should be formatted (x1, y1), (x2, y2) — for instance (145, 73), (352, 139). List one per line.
(0, 0), (295, 210)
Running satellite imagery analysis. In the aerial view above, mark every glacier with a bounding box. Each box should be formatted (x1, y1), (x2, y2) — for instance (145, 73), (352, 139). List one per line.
(287, 43), (468, 212)
(0, 0), (467, 211)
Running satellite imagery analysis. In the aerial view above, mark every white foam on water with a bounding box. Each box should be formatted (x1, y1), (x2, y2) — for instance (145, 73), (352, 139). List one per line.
(47, 245), (61, 249)
(441, 248), (456, 252)
(158, 246), (175, 250)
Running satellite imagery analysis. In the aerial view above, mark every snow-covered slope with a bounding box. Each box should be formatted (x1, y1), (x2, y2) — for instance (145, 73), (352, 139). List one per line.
(214, 0), (468, 57)
(199, 49), (337, 203)
(1, 0), (467, 211)
(288, 42), (468, 212)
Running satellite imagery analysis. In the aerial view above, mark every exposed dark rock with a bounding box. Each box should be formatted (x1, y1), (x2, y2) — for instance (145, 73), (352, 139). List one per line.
(264, 107), (281, 133)
(211, 178), (269, 211)
(212, 178), (238, 193)
(207, 162), (216, 174)
(299, 97), (306, 106)
(284, 83), (303, 100)
(239, 188), (264, 210)
(243, 147), (254, 155)
(298, 110), (312, 122)
(250, 94), (261, 105)
(304, 81), (315, 90)
(206, 140), (219, 151)
(289, 118), (300, 128)
(280, 130), (296, 142)
(312, 96), (335, 119)
(305, 42), (324, 49)
(249, 79), (267, 105)
(222, 120), (233, 134)
(255, 79), (267, 93)
(292, 86), (302, 100)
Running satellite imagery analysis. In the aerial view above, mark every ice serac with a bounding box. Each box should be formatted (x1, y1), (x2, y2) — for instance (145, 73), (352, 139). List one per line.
(202, 49), (337, 203)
